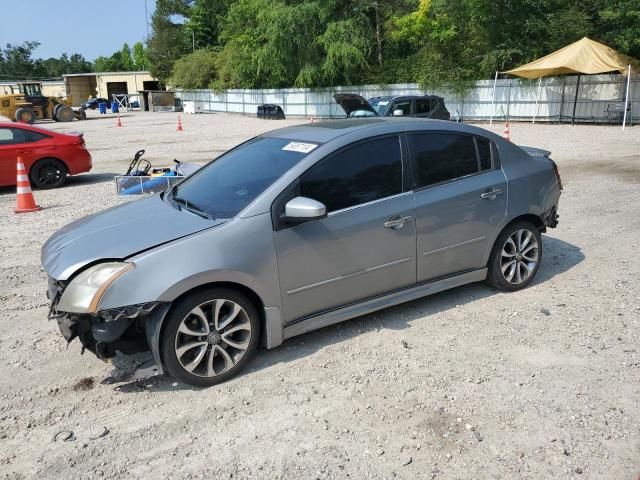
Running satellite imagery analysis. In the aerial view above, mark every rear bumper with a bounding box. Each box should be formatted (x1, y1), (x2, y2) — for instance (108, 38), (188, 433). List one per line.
(67, 149), (92, 175)
(544, 204), (559, 228)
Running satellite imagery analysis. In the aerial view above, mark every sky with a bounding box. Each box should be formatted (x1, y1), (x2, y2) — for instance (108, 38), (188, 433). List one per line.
(0, 0), (157, 61)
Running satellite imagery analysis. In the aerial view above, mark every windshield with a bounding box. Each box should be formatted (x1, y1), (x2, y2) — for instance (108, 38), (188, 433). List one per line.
(169, 137), (314, 219)
(368, 98), (390, 115)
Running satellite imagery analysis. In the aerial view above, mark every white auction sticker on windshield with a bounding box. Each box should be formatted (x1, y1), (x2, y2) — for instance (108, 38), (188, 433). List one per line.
(282, 142), (318, 153)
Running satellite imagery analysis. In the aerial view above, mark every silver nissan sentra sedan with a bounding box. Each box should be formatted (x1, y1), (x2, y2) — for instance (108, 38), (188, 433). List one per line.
(42, 118), (561, 387)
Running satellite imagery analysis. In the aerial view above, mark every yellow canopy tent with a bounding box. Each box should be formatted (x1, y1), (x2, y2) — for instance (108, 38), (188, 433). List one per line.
(491, 37), (635, 128)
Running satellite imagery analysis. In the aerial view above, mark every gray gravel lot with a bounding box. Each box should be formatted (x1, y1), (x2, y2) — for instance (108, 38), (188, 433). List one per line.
(0, 111), (638, 479)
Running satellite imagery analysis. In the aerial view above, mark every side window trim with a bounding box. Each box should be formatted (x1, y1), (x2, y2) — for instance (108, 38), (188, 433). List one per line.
(472, 136), (483, 172)
(407, 131), (485, 192)
(327, 191), (411, 217)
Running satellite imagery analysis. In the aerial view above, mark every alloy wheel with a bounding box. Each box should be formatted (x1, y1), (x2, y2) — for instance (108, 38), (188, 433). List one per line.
(37, 163), (63, 186)
(500, 228), (539, 285)
(174, 299), (252, 378)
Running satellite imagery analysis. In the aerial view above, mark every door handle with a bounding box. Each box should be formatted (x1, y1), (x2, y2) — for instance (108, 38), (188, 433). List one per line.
(481, 188), (504, 199)
(384, 215), (413, 229)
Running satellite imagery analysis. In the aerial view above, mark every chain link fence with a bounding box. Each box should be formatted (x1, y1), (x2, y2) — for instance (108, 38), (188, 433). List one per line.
(175, 73), (638, 124)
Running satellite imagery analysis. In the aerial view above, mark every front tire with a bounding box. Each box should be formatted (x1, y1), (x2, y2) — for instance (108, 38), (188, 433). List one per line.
(30, 158), (68, 189)
(487, 221), (542, 291)
(161, 288), (260, 387)
(15, 107), (36, 124)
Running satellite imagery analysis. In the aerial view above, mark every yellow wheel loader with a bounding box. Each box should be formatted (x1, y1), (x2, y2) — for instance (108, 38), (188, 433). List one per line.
(0, 82), (86, 124)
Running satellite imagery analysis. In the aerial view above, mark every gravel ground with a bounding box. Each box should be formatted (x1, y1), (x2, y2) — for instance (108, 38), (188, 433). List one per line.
(0, 111), (638, 480)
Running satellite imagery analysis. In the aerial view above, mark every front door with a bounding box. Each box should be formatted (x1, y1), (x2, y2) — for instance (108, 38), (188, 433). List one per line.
(274, 135), (417, 322)
(0, 127), (23, 186)
(408, 132), (507, 282)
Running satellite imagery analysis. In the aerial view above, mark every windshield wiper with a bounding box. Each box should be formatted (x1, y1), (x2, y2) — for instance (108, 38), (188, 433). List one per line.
(172, 196), (213, 220)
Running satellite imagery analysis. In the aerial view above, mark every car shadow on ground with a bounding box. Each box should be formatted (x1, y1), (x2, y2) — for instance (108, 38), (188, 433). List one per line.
(62, 172), (117, 188)
(0, 172), (116, 196)
(114, 235), (584, 393)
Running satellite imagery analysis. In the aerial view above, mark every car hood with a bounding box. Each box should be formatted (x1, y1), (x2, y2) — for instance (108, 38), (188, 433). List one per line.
(333, 93), (378, 116)
(42, 194), (224, 280)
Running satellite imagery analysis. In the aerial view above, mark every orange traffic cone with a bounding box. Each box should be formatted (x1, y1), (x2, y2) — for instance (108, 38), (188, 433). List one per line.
(502, 121), (511, 141)
(176, 116), (184, 132)
(116, 115), (123, 127)
(15, 157), (41, 214)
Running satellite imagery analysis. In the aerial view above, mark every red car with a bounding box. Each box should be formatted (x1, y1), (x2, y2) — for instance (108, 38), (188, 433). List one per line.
(0, 122), (92, 189)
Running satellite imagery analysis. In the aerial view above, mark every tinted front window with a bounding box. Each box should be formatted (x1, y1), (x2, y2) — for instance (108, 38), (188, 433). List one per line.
(409, 133), (479, 188)
(171, 137), (310, 219)
(369, 98), (390, 115)
(477, 137), (492, 170)
(393, 101), (411, 115)
(300, 136), (402, 213)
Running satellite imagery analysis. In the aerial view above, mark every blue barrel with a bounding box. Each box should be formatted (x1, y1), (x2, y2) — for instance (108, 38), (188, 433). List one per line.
(111, 101), (119, 113)
(98, 102), (107, 114)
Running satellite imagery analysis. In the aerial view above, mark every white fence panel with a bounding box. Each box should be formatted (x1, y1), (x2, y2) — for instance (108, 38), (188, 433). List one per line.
(174, 73), (639, 123)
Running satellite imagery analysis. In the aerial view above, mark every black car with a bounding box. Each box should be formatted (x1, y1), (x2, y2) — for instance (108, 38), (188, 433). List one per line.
(81, 98), (111, 110)
(334, 93), (451, 121)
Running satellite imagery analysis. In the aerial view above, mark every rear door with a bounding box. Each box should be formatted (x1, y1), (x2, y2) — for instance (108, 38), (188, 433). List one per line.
(409, 132), (507, 282)
(273, 135), (417, 322)
(414, 98), (433, 118)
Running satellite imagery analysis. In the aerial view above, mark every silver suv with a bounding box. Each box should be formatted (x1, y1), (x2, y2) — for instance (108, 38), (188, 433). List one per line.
(42, 118), (561, 387)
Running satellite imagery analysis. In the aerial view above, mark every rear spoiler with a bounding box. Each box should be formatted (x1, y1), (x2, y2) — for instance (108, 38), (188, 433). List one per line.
(519, 145), (551, 157)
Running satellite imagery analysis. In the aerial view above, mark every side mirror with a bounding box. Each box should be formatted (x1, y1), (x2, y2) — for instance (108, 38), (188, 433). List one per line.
(392, 109), (404, 116)
(283, 196), (326, 223)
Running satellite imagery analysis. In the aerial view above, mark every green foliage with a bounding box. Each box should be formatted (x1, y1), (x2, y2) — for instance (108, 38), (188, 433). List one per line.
(187, 0), (229, 48)
(171, 48), (218, 88)
(132, 42), (150, 70)
(0, 42), (93, 79)
(147, 0), (193, 82)
(145, 0), (640, 88)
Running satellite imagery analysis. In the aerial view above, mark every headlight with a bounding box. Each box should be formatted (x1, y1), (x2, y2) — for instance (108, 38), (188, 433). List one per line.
(57, 262), (134, 314)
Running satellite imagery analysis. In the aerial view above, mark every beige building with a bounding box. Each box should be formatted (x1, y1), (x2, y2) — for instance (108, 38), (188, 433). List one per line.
(0, 80), (66, 98)
(63, 71), (159, 105)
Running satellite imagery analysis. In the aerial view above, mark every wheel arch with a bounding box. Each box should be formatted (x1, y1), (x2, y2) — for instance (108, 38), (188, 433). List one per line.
(148, 281), (270, 373)
(482, 213), (546, 267)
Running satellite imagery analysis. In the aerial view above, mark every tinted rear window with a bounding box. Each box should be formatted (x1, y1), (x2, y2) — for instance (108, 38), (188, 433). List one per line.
(409, 133), (479, 188)
(477, 137), (492, 170)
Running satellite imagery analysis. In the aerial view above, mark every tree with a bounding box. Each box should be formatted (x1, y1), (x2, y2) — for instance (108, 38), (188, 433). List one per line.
(147, 0), (640, 90)
(0, 41), (42, 79)
(120, 43), (135, 70)
(187, 0), (229, 48)
(147, 0), (193, 82)
(133, 42), (150, 70)
(171, 48), (218, 88)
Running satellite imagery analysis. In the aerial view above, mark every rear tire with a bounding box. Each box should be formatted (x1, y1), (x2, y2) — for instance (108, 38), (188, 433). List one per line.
(55, 105), (74, 122)
(29, 158), (67, 189)
(53, 104), (64, 121)
(15, 107), (36, 124)
(161, 288), (260, 387)
(486, 221), (542, 291)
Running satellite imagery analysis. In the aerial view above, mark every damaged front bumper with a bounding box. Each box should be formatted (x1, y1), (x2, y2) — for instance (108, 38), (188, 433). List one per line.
(48, 277), (170, 376)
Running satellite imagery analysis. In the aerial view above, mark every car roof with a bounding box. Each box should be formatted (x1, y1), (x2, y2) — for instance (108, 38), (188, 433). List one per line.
(369, 95), (443, 101)
(263, 117), (494, 144)
(0, 122), (64, 135)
